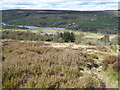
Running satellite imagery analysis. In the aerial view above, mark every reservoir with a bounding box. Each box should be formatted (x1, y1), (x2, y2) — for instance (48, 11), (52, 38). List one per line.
(1, 23), (66, 30)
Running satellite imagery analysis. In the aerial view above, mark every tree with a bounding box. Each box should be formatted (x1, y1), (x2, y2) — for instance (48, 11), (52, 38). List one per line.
(70, 32), (75, 42)
(63, 32), (71, 42)
(59, 32), (76, 42)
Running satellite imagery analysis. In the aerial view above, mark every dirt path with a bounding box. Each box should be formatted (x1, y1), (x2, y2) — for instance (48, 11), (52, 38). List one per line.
(91, 68), (112, 88)
(91, 67), (118, 88)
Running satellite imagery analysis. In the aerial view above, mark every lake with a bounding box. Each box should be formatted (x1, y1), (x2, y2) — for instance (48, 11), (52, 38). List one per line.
(1, 23), (66, 30)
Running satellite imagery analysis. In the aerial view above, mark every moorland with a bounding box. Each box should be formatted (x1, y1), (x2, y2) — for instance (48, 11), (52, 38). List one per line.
(1, 9), (119, 88)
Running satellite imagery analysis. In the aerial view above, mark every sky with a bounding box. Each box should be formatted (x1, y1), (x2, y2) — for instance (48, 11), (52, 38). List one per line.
(0, 0), (119, 11)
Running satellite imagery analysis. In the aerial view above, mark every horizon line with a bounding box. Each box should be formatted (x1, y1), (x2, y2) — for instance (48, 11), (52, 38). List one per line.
(1, 8), (118, 12)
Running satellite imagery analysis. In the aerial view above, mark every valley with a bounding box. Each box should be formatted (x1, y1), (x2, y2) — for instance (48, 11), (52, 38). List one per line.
(1, 9), (118, 34)
(1, 9), (119, 89)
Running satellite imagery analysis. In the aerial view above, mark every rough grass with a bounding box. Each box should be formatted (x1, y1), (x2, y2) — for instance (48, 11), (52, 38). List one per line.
(83, 32), (117, 41)
(101, 55), (119, 88)
(2, 40), (105, 88)
(83, 32), (104, 39)
(1, 28), (83, 35)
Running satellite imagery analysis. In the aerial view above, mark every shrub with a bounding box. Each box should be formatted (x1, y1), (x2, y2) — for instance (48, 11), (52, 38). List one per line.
(102, 55), (119, 71)
(112, 56), (120, 71)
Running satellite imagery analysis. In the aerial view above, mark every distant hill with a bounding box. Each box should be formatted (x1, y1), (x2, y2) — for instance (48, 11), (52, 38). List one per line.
(1, 9), (118, 33)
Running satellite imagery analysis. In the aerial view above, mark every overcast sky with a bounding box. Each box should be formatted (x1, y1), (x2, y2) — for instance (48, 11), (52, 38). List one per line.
(0, 0), (119, 11)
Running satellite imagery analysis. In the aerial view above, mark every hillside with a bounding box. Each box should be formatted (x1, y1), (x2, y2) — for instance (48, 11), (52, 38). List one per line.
(1, 9), (119, 89)
(1, 9), (118, 33)
(2, 40), (119, 88)
(1, 28), (119, 88)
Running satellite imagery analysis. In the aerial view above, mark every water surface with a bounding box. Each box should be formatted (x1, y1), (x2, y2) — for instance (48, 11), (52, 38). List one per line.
(1, 23), (66, 30)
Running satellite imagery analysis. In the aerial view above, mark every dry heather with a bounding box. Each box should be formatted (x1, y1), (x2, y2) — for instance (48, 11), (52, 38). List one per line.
(2, 40), (106, 88)
(102, 55), (120, 70)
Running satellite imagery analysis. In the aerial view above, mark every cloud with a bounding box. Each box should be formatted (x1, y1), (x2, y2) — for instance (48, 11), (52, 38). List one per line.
(0, 0), (119, 11)
(16, 3), (36, 6)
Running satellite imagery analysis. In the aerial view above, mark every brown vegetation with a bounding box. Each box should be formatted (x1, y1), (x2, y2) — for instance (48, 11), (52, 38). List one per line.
(102, 55), (120, 71)
(2, 40), (104, 88)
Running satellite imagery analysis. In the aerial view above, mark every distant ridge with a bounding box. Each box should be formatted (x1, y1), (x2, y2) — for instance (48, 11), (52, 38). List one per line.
(2, 9), (118, 11)
(1, 9), (117, 14)
(1, 9), (118, 34)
